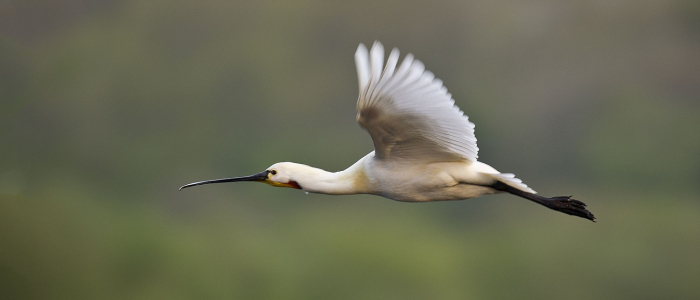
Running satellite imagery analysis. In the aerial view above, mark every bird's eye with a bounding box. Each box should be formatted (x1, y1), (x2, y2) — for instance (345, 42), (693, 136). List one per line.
(270, 170), (277, 175)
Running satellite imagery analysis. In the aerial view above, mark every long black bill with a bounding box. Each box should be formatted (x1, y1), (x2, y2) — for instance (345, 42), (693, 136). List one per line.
(179, 170), (269, 190)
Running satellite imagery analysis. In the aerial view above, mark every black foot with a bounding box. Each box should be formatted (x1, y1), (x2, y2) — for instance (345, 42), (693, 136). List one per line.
(541, 196), (596, 222)
(490, 181), (596, 222)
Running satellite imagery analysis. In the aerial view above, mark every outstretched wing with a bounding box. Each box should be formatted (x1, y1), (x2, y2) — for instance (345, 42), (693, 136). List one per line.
(355, 41), (478, 162)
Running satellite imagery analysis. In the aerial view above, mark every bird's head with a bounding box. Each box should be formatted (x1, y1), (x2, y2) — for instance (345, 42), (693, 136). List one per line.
(179, 162), (303, 191)
(259, 162), (304, 189)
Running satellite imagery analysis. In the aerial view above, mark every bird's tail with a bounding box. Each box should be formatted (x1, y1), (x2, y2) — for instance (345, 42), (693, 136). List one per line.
(488, 173), (537, 194)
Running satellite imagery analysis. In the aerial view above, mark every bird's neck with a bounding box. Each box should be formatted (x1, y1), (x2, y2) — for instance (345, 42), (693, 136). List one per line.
(294, 158), (370, 195)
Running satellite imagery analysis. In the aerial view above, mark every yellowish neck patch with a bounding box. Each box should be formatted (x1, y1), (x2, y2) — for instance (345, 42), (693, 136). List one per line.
(264, 179), (302, 189)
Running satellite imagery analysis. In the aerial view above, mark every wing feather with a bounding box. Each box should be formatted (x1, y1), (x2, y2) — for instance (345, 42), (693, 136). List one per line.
(355, 44), (370, 93)
(355, 42), (479, 162)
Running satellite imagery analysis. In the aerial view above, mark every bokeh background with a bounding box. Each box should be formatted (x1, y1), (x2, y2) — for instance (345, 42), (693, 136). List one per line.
(1, 0), (699, 299)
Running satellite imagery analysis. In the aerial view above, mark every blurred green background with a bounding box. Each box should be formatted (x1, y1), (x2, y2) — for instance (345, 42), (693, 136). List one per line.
(1, 0), (699, 299)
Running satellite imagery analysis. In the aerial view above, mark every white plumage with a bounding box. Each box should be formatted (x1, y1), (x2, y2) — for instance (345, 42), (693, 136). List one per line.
(354, 42), (533, 195)
(181, 41), (595, 221)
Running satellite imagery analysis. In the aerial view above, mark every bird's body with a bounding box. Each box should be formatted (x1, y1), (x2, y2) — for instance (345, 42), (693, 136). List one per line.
(181, 42), (595, 221)
(277, 154), (499, 201)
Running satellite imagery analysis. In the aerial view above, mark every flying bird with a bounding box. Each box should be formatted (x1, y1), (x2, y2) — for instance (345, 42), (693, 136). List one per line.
(180, 42), (595, 221)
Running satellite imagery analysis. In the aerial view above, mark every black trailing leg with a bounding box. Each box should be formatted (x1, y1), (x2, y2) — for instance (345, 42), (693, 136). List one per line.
(492, 181), (596, 222)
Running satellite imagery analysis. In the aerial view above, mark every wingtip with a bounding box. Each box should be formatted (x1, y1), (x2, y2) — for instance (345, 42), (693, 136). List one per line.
(370, 41), (385, 57)
(356, 43), (368, 54)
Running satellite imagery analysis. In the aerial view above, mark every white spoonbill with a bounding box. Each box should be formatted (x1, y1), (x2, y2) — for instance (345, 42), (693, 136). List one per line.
(180, 41), (595, 221)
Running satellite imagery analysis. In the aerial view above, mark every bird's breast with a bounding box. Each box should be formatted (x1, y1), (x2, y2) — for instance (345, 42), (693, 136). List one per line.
(379, 182), (497, 202)
(365, 160), (497, 202)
